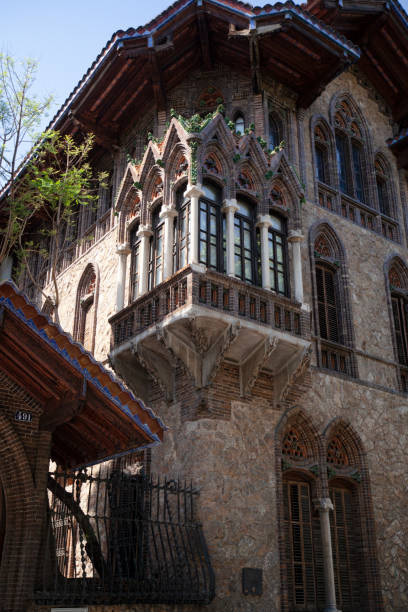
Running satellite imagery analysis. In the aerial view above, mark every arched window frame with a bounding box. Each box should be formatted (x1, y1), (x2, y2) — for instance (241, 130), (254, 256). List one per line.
(266, 212), (289, 296)
(268, 109), (284, 151)
(375, 154), (400, 241)
(129, 220), (140, 302)
(198, 180), (225, 272)
(148, 204), (165, 290)
(323, 420), (382, 612)
(73, 263), (99, 354)
(233, 112), (245, 136)
(314, 123), (331, 186)
(333, 100), (367, 204)
(174, 182), (190, 272)
(385, 257), (408, 392)
(310, 224), (357, 378)
(234, 194), (257, 284)
(276, 410), (383, 612)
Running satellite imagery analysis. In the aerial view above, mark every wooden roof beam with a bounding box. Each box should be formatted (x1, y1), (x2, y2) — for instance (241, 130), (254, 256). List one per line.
(149, 48), (166, 112)
(69, 110), (119, 150)
(197, 5), (213, 70)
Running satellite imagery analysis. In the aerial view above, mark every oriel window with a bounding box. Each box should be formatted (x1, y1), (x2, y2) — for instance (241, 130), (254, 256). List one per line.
(130, 225), (140, 301)
(175, 186), (190, 271)
(234, 197), (255, 283)
(267, 214), (288, 296)
(148, 208), (164, 289)
(199, 181), (225, 272)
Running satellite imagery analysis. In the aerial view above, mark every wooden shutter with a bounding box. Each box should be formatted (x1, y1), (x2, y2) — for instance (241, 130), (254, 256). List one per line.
(329, 486), (361, 612)
(392, 295), (408, 366)
(284, 481), (317, 610)
(316, 265), (339, 343)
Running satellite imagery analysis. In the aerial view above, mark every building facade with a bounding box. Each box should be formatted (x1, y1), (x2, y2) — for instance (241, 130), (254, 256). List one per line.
(12, 1), (408, 611)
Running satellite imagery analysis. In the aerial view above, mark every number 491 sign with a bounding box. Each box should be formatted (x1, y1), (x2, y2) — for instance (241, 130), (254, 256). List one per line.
(15, 410), (32, 423)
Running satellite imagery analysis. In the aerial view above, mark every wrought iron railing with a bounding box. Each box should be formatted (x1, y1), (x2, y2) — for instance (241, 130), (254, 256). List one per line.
(110, 265), (311, 347)
(35, 464), (214, 606)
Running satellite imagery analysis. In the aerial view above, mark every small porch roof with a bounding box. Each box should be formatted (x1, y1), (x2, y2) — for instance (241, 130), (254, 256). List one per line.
(0, 281), (166, 468)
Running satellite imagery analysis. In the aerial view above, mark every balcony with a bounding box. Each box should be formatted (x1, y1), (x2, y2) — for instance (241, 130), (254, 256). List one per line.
(109, 265), (311, 402)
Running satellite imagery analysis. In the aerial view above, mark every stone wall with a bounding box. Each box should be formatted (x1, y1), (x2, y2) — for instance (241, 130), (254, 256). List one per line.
(35, 64), (408, 611)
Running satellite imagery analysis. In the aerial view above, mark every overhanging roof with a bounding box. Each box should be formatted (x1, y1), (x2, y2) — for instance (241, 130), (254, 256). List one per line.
(39, 0), (359, 148)
(307, 0), (408, 123)
(0, 281), (166, 468)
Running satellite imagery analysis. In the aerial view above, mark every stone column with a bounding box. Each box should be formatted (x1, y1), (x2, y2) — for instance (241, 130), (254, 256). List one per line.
(137, 225), (153, 296)
(256, 214), (272, 290)
(115, 243), (131, 312)
(297, 108), (307, 196)
(160, 205), (178, 280)
(315, 497), (340, 612)
(222, 199), (238, 276)
(288, 229), (304, 304)
(184, 184), (204, 265)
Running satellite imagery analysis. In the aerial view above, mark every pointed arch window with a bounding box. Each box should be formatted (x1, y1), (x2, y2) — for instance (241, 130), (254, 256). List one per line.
(199, 181), (225, 272)
(268, 112), (281, 150)
(314, 125), (330, 185)
(334, 101), (365, 203)
(130, 224), (140, 301)
(267, 214), (288, 295)
(175, 184), (190, 271)
(148, 207), (164, 289)
(388, 263), (408, 391)
(312, 230), (356, 376)
(375, 156), (395, 226)
(234, 113), (245, 136)
(74, 265), (97, 353)
(234, 197), (256, 283)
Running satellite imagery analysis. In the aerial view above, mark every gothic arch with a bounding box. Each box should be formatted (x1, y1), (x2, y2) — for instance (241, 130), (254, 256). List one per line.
(165, 144), (189, 203)
(384, 255), (408, 390)
(73, 263), (99, 354)
(309, 222), (357, 376)
(310, 114), (337, 193)
(322, 418), (383, 611)
(200, 143), (233, 197)
(275, 407), (324, 612)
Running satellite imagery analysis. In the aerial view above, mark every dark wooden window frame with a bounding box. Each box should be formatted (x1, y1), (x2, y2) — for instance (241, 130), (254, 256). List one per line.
(267, 213), (289, 297)
(175, 185), (190, 272)
(148, 207), (165, 290)
(129, 224), (140, 303)
(198, 182), (225, 273)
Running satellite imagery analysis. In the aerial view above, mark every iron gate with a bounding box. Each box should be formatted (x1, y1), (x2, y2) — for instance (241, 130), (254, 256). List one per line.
(35, 463), (214, 605)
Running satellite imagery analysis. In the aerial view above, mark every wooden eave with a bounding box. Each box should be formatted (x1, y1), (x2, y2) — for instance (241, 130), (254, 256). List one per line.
(39, 0), (358, 153)
(0, 282), (165, 468)
(307, 0), (408, 122)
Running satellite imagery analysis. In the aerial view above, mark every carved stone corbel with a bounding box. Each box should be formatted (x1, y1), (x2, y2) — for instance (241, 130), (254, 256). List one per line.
(160, 319), (240, 388)
(133, 339), (176, 402)
(275, 345), (312, 406)
(240, 335), (278, 397)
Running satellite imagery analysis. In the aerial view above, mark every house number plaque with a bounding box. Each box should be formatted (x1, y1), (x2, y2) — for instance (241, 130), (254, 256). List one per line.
(15, 410), (33, 423)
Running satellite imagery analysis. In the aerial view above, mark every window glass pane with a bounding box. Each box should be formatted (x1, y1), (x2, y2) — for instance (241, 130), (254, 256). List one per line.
(270, 215), (282, 231)
(235, 115), (245, 135)
(269, 114), (279, 149)
(236, 199), (252, 218)
(245, 259), (252, 281)
(202, 182), (219, 201)
(315, 145), (326, 183)
(352, 143), (364, 202)
(336, 133), (348, 195)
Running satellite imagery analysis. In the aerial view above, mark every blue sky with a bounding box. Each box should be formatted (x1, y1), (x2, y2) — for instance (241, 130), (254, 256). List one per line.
(3, 0), (408, 132)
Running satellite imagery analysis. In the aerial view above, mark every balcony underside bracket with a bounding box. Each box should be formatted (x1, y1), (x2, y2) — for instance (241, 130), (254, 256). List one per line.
(274, 345), (312, 407)
(240, 335), (278, 397)
(132, 338), (176, 402)
(160, 318), (240, 388)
